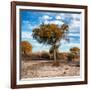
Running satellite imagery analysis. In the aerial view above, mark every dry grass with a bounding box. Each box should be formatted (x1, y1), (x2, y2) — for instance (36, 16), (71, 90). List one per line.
(21, 60), (80, 79)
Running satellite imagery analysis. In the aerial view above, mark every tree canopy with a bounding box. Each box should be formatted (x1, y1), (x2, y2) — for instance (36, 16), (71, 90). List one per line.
(32, 23), (69, 45)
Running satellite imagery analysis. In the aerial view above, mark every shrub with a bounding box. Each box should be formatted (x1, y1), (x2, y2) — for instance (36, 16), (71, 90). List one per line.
(70, 47), (80, 55)
(21, 41), (32, 56)
(68, 53), (74, 62)
(41, 51), (50, 59)
(57, 53), (68, 60)
(30, 53), (41, 60)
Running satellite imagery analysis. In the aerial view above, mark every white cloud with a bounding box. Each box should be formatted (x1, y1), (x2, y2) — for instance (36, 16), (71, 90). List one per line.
(50, 20), (63, 25)
(44, 20), (64, 25)
(22, 20), (40, 31)
(71, 14), (80, 21)
(44, 20), (49, 24)
(69, 38), (80, 43)
(68, 33), (80, 37)
(59, 13), (70, 20)
(22, 20), (31, 30)
(33, 44), (50, 52)
(63, 42), (80, 47)
(70, 20), (80, 27)
(59, 42), (80, 52)
(59, 13), (66, 17)
(42, 15), (52, 20)
(69, 14), (81, 33)
(69, 14), (81, 29)
(55, 15), (61, 20)
(21, 32), (32, 39)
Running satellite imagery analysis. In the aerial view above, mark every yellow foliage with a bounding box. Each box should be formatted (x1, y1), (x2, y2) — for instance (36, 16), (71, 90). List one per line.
(21, 41), (32, 55)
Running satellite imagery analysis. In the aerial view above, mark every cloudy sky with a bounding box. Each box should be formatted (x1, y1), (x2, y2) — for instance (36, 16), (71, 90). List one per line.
(20, 10), (81, 52)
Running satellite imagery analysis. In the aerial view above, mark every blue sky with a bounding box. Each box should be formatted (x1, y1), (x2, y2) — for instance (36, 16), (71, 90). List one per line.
(20, 10), (81, 52)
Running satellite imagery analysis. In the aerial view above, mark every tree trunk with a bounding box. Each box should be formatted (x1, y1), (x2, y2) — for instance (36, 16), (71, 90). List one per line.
(24, 50), (27, 56)
(53, 47), (59, 66)
(51, 44), (59, 66)
(54, 48), (56, 62)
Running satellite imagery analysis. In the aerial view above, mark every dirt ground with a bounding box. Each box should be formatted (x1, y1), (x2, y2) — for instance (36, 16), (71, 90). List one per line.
(21, 59), (80, 79)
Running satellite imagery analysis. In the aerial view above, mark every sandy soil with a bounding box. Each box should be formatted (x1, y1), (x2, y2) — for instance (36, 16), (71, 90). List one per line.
(21, 60), (80, 79)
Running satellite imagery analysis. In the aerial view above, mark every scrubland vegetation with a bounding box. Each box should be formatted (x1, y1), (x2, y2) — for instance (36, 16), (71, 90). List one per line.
(21, 43), (80, 79)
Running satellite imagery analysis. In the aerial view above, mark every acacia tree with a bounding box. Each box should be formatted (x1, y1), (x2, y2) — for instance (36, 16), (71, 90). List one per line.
(32, 23), (69, 65)
(21, 41), (32, 55)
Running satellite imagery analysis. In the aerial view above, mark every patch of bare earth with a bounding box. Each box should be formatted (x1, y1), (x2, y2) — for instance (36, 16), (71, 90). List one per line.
(21, 60), (80, 79)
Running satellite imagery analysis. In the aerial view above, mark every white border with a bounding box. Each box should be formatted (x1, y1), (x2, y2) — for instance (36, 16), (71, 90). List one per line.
(16, 6), (85, 85)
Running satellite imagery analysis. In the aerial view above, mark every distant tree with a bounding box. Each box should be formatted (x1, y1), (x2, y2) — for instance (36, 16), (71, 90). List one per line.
(32, 23), (69, 66)
(21, 41), (32, 55)
(70, 47), (80, 55)
(68, 47), (80, 61)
